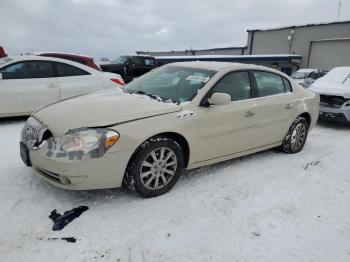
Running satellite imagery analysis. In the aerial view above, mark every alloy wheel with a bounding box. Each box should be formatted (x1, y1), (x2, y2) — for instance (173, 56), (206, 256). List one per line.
(140, 147), (178, 190)
(290, 123), (306, 151)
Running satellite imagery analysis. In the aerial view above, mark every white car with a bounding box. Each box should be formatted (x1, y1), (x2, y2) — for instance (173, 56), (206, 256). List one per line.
(309, 67), (350, 123)
(291, 68), (328, 88)
(0, 56), (124, 117)
(20, 62), (319, 197)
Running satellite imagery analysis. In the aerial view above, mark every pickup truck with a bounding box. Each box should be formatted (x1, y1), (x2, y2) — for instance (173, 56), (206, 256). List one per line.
(100, 55), (157, 83)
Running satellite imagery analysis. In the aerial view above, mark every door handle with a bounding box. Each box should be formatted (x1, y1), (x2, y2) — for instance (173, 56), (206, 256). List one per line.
(244, 111), (256, 117)
(285, 104), (295, 109)
(47, 83), (58, 88)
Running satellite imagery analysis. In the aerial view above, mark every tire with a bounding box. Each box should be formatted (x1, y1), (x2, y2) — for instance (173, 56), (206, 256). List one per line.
(281, 116), (309, 154)
(123, 136), (184, 198)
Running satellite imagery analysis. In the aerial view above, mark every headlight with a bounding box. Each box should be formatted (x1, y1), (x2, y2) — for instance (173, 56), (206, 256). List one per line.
(47, 128), (119, 159)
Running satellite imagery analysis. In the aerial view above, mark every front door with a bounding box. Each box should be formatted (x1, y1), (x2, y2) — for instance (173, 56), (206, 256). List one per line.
(197, 71), (259, 162)
(0, 60), (59, 116)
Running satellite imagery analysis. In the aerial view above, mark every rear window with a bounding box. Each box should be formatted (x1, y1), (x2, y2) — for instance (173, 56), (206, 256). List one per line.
(283, 78), (292, 92)
(55, 62), (90, 77)
(254, 71), (286, 97)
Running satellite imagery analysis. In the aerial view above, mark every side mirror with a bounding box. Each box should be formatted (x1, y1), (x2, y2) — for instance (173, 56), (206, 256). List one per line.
(208, 92), (231, 106)
(0, 73), (2, 80)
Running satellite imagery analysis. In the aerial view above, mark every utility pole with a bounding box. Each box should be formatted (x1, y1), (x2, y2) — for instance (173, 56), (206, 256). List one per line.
(337, 1), (342, 21)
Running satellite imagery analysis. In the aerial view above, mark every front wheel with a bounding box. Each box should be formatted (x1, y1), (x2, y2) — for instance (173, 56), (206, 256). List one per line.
(281, 116), (309, 154)
(123, 136), (184, 198)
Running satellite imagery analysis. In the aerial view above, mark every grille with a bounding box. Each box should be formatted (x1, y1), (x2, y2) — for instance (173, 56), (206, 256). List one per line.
(21, 117), (50, 149)
(319, 95), (346, 108)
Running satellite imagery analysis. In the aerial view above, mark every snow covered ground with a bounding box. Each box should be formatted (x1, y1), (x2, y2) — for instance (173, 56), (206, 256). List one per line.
(1, 117), (350, 262)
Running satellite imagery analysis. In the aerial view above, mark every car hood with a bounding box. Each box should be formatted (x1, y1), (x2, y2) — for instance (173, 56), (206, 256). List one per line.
(34, 90), (181, 135)
(309, 82), (350, 98)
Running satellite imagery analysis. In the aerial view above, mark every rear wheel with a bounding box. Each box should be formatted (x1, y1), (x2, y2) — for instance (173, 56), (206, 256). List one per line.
(123, 136), (184, 198)
(281, 116), (309, 154)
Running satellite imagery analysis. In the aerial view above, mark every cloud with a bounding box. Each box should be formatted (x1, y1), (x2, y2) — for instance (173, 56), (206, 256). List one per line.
(0, 0), (349, 59)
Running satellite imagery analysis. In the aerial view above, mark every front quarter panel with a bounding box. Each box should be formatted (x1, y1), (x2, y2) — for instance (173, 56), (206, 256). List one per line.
(108, 105), (199, 166)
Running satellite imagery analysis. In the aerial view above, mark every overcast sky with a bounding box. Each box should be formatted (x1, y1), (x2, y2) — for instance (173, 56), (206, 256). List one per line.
(1, 0), (349, 59)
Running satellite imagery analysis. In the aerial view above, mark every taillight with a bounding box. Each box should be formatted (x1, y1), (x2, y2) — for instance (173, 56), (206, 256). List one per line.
(111, 78), (125, 86)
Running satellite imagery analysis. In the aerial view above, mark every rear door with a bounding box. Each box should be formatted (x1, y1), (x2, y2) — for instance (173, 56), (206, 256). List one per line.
(54, 62), (101, 99)
(0, 60), (59, 115)
(252, 71), (298, 146)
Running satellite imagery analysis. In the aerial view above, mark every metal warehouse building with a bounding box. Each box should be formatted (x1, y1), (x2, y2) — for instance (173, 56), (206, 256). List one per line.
(137, 20), (350, 72)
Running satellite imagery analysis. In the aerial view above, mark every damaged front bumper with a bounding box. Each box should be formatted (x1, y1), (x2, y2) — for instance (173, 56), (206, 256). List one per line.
(319, 104), (350, 123)
(20, 117), (133, 190)
(27, 145), (132, 190)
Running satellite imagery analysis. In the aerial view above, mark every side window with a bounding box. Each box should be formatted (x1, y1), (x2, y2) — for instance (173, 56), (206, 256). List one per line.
(254, 71), (286, 97)
(31, 61), (54, 78)
(132, 57), (143, 66)
(55, 62), (90, 77)
(1, 62), (27, 79)
(144, 58), (154, 66)
(210, 71), (251, 102)
(309, 72), (317, 79)
(283, 78), (292, 92)
(0, 61), (53, 79)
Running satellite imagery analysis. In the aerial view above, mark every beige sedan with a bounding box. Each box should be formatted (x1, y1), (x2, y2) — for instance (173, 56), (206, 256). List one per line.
(20, 62), (319, 197)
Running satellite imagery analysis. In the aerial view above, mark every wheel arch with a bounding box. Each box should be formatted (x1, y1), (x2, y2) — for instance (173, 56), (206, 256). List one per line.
(298, 112), (311, 127)
(128, 132), (190, 169)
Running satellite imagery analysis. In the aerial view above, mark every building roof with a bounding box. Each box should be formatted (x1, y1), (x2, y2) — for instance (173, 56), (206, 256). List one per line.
(136, 46), (246, 54)
(196, 46), (245, 51)
(156, 54), (302, 62)
(248, 20), (350, 32)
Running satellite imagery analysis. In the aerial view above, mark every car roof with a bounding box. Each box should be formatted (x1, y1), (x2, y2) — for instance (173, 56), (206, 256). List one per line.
(296, 69), (318, 73)
(166, 61), (283, 74)
(1, 55), (97, 73)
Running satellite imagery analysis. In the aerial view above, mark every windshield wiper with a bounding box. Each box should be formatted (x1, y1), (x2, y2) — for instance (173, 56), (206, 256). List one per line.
(133, 91), (163, 101)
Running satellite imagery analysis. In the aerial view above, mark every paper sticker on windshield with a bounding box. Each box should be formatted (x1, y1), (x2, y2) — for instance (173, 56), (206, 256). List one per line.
(186, 76), (210, 82)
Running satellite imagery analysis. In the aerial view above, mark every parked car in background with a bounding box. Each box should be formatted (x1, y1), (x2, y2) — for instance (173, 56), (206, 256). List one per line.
(37, 52), (102, 71)
(20, 62), (319, 197)
(309, 67), (350, 123)
(0, 46), (7, 58)
(100, 55), (157, 83)
(0, 56), (124, 117)
(291, 68), (328, 88)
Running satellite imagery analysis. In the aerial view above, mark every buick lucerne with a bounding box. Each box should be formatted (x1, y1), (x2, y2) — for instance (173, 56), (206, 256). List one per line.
(20, 62), (320, 197)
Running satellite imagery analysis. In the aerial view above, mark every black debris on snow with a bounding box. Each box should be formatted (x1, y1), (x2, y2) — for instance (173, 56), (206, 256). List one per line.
(49, 206), (89, 231)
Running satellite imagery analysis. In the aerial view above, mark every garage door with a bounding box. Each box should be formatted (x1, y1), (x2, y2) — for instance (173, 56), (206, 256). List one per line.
(308, 39), (350, 70)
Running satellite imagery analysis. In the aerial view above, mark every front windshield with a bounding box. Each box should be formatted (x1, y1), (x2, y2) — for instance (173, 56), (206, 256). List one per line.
(113, 56), (130, 65)
(291, 72), (308, 79)
(124, 65), (217, 104)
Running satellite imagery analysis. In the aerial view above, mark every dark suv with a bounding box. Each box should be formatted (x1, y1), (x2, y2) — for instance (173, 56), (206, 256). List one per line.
(100, 55), (157, 83)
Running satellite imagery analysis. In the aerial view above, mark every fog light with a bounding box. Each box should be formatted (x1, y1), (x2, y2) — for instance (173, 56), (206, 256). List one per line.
(59, 175), (71, 185)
